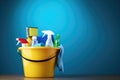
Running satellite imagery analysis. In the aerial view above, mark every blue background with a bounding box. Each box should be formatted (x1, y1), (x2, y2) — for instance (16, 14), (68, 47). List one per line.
(0, 0), (120, 76)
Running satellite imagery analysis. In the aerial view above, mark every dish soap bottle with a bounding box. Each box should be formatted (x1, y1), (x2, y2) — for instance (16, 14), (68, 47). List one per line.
(54, 34), (60, 47)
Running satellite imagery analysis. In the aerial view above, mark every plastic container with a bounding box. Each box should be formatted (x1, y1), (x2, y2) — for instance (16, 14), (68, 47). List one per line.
(18, 47), (60, 78)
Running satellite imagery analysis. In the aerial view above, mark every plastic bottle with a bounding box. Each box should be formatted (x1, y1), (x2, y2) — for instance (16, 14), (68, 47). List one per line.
(37, 35), (47, 46)
(31, 36), (38, 46)
(42, 35), (48, 46)
(42, 30), (54, 47)
(54, 34), (60, 47)
(16, 38), (28, 47)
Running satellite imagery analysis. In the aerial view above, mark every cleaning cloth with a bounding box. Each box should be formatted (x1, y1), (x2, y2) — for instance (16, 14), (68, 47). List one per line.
(57, 44), (64, 72)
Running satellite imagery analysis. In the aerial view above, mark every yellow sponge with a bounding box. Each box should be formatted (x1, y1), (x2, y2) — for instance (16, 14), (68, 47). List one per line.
(26, 27), (38, 36)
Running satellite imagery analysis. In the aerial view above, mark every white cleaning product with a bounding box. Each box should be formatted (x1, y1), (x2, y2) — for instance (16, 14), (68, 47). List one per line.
(42, 30), (54, 47)
(32, 36), (38, 46)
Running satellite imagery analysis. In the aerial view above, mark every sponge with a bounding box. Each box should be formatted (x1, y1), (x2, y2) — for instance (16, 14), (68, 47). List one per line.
(26, 27), (38, 36)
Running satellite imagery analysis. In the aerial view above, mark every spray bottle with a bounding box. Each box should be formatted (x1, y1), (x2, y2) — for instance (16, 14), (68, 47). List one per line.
(16, 38), (28, 47)
(42, 30), (54, 47)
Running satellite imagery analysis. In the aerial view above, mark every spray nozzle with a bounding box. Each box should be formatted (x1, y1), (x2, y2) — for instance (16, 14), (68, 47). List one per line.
(16, 38), (28, 45)
(42, 30), (54, 37)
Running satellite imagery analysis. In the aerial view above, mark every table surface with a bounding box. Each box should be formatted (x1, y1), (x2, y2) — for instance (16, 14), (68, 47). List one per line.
(0, 75), (120, 80)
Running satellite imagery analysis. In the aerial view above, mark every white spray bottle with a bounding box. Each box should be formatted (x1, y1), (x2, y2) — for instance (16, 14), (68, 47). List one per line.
(42, 30), (54, 47)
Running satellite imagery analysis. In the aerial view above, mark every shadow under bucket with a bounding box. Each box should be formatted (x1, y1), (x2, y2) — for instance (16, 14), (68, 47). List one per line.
(18, 47), (60, 78)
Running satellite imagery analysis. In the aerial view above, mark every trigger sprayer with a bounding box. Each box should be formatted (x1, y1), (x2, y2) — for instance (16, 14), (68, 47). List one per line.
(42, 30), (54, 47)
(16, 38), (28, 47)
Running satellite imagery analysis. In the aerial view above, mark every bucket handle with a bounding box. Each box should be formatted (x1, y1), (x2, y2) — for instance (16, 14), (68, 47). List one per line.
(17, 51), (56, 62)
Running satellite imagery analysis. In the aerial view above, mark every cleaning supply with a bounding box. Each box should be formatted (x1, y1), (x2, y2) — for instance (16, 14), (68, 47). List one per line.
(38, 35), (53, 46)
(57, 44), (64, 72)
(26, 27), (38, 37)
(37, 36), (46, 46)
(42, 35), (48, 46)
(26, 27), (38, 46)
(16, 38), (28, 47)
(42, 30), (54, 47)
(18, 47), (60, 77)
(32, 36), (39, 46)
(37, 36), (42, 43)
(54, 34), (60, 47)
(16, 27), (64, 78)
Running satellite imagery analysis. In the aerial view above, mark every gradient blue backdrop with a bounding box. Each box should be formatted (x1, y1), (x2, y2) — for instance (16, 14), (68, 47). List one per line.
(0, 0), (120, 76)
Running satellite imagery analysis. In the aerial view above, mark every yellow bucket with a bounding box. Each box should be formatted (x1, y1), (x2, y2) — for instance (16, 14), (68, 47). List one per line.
(18, 47), (60, 78)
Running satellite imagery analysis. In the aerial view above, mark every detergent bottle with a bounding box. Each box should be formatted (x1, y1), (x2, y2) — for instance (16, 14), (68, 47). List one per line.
(54, 34), (60, 47)
(37, 35), (47, 46)
(31, 36), (38, 46)
(42, 30), (54, 47)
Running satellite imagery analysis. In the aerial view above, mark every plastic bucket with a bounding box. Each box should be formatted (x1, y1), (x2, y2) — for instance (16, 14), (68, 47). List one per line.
(18, 47), (60, 78)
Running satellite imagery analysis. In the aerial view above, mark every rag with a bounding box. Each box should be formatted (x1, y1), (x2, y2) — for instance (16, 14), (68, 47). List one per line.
(57, 44), (64, 72)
